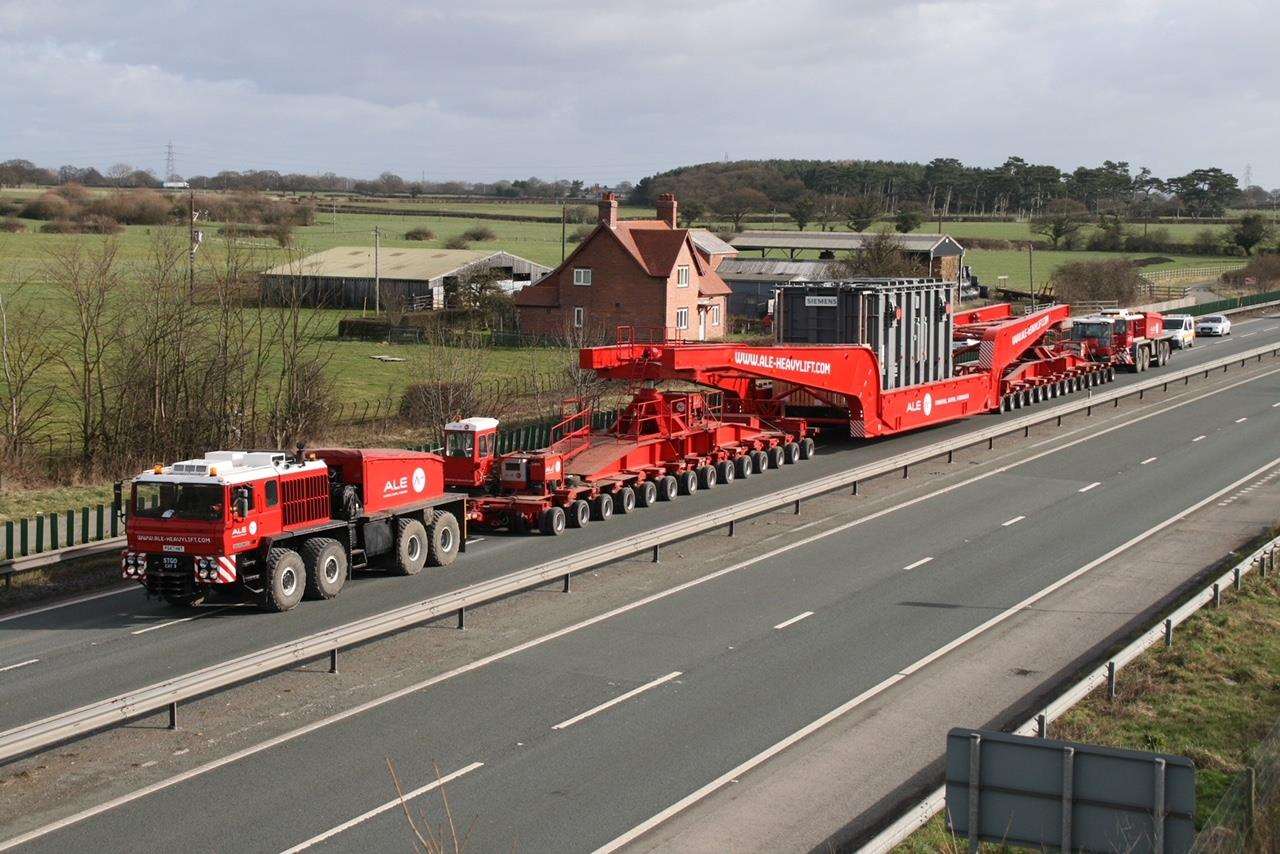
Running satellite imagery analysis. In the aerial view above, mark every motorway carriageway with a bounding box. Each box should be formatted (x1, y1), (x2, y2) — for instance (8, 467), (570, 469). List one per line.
(0, 317), (1277, 733)
(3, 321), (1280, 852)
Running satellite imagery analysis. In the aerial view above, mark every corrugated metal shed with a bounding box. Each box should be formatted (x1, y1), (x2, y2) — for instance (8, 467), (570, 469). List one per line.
(716, 258), (841, 318)
(731, 230), (964, 256)
(262, 247), (490, 280)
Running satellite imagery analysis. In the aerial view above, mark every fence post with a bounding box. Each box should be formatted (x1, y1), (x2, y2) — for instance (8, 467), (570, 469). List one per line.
(4, 521), (11, 561)
(95, 504), (104, 541)
(20, 518), (28, 557)
(35, 516), (44, 554)
(80, 506), (89, 545)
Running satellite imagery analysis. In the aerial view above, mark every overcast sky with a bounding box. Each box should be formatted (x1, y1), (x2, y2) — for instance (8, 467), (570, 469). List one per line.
(0, 0), (1274, 186)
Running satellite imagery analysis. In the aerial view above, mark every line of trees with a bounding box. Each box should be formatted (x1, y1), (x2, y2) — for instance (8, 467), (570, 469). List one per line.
(633, 158), (1276, 226)
(0, 233), (332, 481)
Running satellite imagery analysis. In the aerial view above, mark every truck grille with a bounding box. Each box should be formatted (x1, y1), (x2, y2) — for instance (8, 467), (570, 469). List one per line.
(144, 554), (195, 598)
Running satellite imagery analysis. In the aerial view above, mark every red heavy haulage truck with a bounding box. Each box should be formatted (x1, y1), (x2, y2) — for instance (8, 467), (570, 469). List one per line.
(121, 448), (464, 611)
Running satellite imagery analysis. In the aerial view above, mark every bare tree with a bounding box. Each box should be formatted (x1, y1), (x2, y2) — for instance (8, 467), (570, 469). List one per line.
(106, 163), (134, 187)
(265, 263), (335, 449)
(0, 289), (57, 466)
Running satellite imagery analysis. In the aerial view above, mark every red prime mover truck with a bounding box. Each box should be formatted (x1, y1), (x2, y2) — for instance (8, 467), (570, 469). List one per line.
(120, 448), (465, 612)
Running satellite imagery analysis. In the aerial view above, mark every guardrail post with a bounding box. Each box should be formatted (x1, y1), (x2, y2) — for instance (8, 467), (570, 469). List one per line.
(168, 702), (177, 730)
(1162, 382), (1168, 392)
(1087, 405), (1092, 417)
(1204, 369), (1209, 379)
(852, 480), (859, 495)
(947, 450), (954, 464)
(1023, 426), (1029, 438)
(793, 499), (801, 514)
(902, 465), (909, 479)
(1165, 619), (1173, 648)
(1139, 389), (1144, 400)
(563, 573), (571, 593)
(967, 733), (981, 853)
(1037, 713), (1047, 738)
(987, 437), (994, 450)
(1184, 376), (1189, 386)
(652, 544), (660, 563)
(1114, 397), (1120, 408)
(1213, 583), (1221, 608)
(329, 649), (338, 674)
(456, 607), (466, 629)
(1234, 566), (1242, 592)
(1107, 661), (1117, 700)
(727, 520), (735, 537)
(1056, 415), (1062, 427)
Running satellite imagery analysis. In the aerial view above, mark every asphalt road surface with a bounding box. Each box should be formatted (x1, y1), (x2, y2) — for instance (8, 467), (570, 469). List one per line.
(0, 316), (1276, 735)
(4, 317), (1280, 852)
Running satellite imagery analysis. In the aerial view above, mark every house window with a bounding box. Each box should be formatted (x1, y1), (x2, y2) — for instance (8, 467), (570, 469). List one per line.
(676, 265), (690, 288)
(675, 307), (689, 330)
(711, 305), (721, 326)
(573, 306), (584, 328)
(573, 268), (592, 286)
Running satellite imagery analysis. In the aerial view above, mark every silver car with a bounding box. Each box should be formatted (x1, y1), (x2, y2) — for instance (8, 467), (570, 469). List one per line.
(1196, 314), (1231, 336)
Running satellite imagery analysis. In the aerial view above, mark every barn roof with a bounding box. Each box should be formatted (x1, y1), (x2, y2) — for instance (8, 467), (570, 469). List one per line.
(262, 246), (496, 281)
(730, 230), (964, 255)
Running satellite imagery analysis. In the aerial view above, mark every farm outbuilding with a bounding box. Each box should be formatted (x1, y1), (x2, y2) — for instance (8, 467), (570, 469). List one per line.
(729, 230), (966, 283)
(715, 258), (844, 319)
(260, 247), (550, 310)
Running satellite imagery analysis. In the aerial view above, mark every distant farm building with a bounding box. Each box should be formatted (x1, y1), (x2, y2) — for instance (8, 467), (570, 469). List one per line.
(729, 231), (966, 283)
(260, 247), (550, 310)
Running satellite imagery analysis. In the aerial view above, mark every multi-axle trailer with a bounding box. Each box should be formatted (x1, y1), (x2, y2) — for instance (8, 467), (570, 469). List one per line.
(121, 283), (1175, 610)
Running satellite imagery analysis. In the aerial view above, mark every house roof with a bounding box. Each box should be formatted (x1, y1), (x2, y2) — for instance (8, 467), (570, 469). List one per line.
(262, 246), (493, 281)
(730, 230), (964, 255)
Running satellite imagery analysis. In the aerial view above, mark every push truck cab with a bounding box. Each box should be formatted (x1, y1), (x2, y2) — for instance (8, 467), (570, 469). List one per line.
(122, 448), (467, 612)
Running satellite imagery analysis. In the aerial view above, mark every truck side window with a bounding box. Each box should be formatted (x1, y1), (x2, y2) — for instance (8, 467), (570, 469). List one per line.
(265, 480), (279, 507)
(479, 433), (494, 457)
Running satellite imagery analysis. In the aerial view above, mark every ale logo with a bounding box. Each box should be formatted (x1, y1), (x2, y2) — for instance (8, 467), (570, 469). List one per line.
(412, 467), (427, 493)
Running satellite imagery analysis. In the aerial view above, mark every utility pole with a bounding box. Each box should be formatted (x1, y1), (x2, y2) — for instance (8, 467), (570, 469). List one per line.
(561, 204), (567, 262)
(1028, 243), (1036, 310)
(373, 226), (381, 314)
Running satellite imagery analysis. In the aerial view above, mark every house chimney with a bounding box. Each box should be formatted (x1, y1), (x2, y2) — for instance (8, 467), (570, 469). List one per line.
(598, 192), (618, 229)
(656, 193), (678, 228)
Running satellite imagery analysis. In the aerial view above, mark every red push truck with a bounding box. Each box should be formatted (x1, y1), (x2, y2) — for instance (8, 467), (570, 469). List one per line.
(441, 387), (812, 535)
(121, 448), (465, 611)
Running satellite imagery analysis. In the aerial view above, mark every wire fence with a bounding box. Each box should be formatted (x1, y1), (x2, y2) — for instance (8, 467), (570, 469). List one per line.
(1192, 717), (1280, 853)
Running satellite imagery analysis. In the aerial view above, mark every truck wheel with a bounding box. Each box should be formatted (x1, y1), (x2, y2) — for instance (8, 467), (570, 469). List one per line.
(658, 475), (679, 501)
(591, 493), (614, 521)
(750, 450), (769, 472)
(262, 547), (305, 612)
(768, 446), (785, 469)
(302, 537), (347, 600)
(636, 481), (659, 508)
(539, 506), (566, 535)
(784, 442), (801, 464)
(568, 499), (591, 527)
(426, 511), (460, 567)
(697, 465), (716, 490)
(677, 470), (698, 496)
(799, 437), (815, 460)
(614, 486), (637, 514)
(734, 455), (752, 479)
(392, 517), (429, 576)
(716, 459), (735, 484)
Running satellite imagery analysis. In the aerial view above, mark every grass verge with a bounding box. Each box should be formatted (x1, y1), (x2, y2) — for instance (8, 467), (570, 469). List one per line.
(0, 553), (125, 614)
(894, 538), (1280, 852)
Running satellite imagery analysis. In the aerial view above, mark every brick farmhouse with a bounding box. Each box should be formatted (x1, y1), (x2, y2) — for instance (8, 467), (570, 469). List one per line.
(515, 193), (734, 341)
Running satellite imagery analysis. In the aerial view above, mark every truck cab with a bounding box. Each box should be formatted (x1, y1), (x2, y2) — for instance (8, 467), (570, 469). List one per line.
(1068, 310), (1170, 371)
(442, 417), (500, 489)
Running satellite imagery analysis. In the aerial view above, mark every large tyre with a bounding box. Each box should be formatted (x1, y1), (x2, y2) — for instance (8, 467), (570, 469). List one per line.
(677, 470), (698, 496)
(262, 547), (305, 612)
(391, 517), (428, 576)
(734, 455), (752, 479)
(716, 459), (735, 485)
(657, 475), (679, 501)
(799, 437), (816, 460)
(696, 465), (716, 491)
(302, 537), (347, 600)
(636, 480), (659, 508)
(750, 450), (769, 473)
(426, 511), (460, 567)
(568, 499), (591, 528)
(614, 486), (637, 514)
(539, 506), (566, 535)
(768, 446), (785, 469)
(591, 493), (614, 521)
(784, 442), (801, 464)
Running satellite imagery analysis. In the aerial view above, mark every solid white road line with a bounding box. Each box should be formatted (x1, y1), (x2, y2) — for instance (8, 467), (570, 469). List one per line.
(551, 672), (682, 731)
(1002, 515), (1026, 526)
(1141, 457), (1158, 465)
(1078, 482), (1101, 493)
(0, 659), (39, 673)
(1235, 417), (1248, 423)
(902, 557), (933, 572)
(130, 609), (226, 636)
(1193, 435), (1207, 442)
(0, 585), (136, 624)
(1273, 402), (1280, 408)
(279, 761), (484, 853)
(9, 366), (1278, 851)
(593, 455), (1280, 853)
(773, 611), (815, 629)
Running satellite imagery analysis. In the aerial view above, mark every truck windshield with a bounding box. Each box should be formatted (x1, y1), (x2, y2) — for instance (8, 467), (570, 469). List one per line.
(445, 431), (474, 458)
(1072, 322), (1111, 341)
(133, 482), (225, 521)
